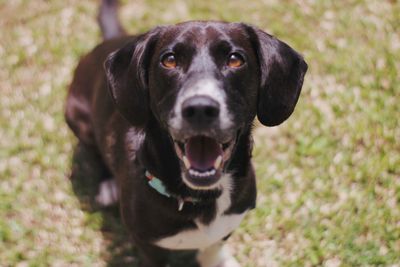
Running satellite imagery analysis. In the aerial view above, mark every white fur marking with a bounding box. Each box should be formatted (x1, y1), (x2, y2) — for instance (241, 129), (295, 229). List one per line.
(155, 175), (248, 250)
(95, 179), (119, 206)
(181, 171), (221, 190)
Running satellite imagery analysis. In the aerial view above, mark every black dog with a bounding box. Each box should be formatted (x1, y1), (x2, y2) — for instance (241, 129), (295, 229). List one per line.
(65, 0), (307, 266)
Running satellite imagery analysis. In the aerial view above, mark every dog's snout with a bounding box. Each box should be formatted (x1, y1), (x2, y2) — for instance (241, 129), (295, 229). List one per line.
(182, 96), (220, 126)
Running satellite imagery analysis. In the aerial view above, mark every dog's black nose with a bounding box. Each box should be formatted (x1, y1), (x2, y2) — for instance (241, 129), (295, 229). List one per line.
(182, 96), (220, 126)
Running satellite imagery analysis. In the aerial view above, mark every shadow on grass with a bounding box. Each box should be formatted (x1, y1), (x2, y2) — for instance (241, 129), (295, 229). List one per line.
(69, 142), (199, 267)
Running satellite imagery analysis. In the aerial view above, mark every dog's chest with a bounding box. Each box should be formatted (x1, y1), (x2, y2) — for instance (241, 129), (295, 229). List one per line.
(154, 175), (248, 250)
(155, 211), (247, 250)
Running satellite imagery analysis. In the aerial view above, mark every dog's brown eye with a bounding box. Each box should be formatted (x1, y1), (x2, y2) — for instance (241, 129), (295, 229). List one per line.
(227, 53), (244, 68)
(161, 53), (177, 69)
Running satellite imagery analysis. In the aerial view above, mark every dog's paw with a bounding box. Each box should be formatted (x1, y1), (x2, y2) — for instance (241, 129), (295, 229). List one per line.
(214, 257), (241, 267)
(95, 179), (119, 206)
(197, 243), (241, 267)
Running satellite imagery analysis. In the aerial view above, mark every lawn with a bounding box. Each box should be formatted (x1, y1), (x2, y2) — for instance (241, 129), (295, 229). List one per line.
(0, 0), (399, 266)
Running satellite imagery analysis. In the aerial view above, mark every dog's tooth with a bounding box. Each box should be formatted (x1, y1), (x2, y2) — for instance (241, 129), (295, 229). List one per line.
(214, 155), (222, 169)
(183, 156), (191, 169)
(189, 169), (202, 177)
(174, 143), (183, 158)
(188, 168), (219, 178)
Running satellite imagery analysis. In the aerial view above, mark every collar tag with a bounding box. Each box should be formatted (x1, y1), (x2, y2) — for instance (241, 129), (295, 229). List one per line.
(146, 171), (171, 198)
(145, 170), (200, 211)
(177, 198), (185, 211)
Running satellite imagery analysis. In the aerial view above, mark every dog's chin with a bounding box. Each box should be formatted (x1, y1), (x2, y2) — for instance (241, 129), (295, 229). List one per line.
(173, 135), (236, 190)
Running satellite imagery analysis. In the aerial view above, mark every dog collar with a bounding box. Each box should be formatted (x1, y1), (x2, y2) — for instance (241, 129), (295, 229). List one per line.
(145, 171), (199, 211)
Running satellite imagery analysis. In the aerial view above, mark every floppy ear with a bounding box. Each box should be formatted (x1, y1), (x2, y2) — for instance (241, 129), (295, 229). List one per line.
(245, 25), (308, 126)
(104, 27), (162, 126)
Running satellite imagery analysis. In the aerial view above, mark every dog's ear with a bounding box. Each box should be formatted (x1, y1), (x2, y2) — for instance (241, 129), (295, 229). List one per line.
(244, 25), (308, 126)
(104, 27), (162, 126)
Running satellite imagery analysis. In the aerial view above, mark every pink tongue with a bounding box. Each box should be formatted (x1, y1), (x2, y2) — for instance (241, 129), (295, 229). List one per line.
(185, 136), (222, 172)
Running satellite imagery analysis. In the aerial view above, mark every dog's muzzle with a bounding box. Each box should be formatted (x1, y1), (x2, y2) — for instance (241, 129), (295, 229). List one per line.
(171, 95), (236, 189)
(168, 79), (237, 189)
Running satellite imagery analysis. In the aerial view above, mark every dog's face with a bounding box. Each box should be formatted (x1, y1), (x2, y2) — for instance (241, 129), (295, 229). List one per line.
(148, 23), (260, 189)
(105, 21), (307, 190)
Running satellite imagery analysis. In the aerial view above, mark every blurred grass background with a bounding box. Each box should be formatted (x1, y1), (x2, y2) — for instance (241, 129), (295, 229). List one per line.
(0, 0), (399, 266)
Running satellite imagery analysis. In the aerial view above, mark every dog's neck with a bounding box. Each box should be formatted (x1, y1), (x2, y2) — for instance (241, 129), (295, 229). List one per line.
(137, 118), (254, 201)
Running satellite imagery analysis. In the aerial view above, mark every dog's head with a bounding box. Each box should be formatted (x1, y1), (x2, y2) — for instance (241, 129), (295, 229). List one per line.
(105, 21), (307, 190)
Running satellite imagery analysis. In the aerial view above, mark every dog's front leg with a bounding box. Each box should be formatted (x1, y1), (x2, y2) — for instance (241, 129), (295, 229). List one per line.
(197, 242), (241, 267)
(137, 242), (170, 267)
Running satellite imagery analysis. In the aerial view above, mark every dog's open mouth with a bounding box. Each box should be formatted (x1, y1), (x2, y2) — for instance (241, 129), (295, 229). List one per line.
(174, 136), (235, 188)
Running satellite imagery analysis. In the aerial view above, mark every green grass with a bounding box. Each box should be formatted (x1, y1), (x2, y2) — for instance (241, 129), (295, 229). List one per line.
(1, 0), (399, 266)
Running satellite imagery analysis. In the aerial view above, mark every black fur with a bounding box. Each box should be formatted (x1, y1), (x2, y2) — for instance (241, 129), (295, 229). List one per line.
(244, 25), (308, 126)
(66, 17), (307, 267)
(105, 28), (163, 126)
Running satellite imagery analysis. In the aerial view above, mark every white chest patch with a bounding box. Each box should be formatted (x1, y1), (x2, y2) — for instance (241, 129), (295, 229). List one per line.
(154, 175), (248, 250)
(155, 212), (247, 250)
